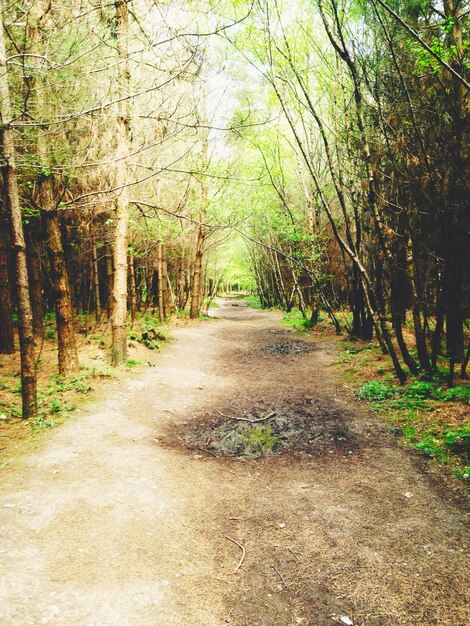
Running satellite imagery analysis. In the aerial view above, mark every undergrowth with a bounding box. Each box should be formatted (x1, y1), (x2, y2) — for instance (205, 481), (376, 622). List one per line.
(282, 308), (327, 333)
(342, 342), (470, 482)
(128, 314), (171, 350)
(242, 294), (263, 309)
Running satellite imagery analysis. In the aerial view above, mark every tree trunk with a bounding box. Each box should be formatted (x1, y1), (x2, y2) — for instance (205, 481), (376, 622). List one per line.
(105, 244), (114, 318)
(128, 255), (137, 329)
(41, 205), (79, 376)
(161, 244), (171, 318)
(190, 222), (205, 318)
(0, 201), (15, 353)
(92, 243), (101, 322)
(157, 244), (165, 322)
(0, 12), (37, 418)
(110, 0), (130, 365)
(30, 2), (79, 375)
(26, 228), (44, 341)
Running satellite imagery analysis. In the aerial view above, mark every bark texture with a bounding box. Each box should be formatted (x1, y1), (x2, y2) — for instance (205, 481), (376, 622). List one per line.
(0, 12), (37, 418)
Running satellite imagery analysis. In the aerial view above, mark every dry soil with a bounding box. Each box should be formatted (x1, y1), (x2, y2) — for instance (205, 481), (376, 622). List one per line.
(0, 300), (468, 626)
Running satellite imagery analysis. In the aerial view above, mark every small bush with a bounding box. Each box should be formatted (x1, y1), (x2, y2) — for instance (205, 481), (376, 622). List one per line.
(355, 381), (399, 402)
(445, 429), (470, 457)
(414, 436), (445, 459)
(49, 398), (62, 414)
(405, 381), (435, 399)
(442, 386), (470, 402)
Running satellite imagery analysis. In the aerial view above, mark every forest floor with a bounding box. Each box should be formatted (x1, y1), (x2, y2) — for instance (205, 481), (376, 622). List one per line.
(0, 299), (469, 626)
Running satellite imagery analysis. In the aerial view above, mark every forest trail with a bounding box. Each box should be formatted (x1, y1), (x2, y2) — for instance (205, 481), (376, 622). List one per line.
(0, 301), (468, 626)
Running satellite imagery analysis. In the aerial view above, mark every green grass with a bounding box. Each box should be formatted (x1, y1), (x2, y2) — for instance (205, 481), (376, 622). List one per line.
(355, 376), (470, 482)
(243, 424), (280, 456)
(242, 294), (263, 309)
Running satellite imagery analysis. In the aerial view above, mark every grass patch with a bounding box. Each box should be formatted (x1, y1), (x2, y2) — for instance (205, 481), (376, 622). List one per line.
(354, 374), (470, 482)
(244, 424), (280, 456)
(242, 294), (263, 309)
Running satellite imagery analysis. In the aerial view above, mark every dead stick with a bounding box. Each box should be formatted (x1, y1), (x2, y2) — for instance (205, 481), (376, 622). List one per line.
(225, 535), (246, 574)
(195, 447), (219, 459)
(217, 410), (276, 424)
(271, 564), (287, 589)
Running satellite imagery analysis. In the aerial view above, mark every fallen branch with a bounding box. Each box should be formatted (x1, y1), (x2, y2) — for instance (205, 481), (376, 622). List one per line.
(225, 535), (246, 573)
(217, 410), (276, 424)
(196, 447), (219, 459)
(271, 564), (288, 590)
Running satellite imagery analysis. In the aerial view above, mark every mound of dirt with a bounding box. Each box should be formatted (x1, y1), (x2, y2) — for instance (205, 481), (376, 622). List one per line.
(169, 397), (362, 459)
(267, 328), (293, 334)
(263, 340), (313, 355)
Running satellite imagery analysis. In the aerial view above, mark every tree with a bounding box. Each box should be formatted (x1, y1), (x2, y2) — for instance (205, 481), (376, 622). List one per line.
(0, 8), (37, 418)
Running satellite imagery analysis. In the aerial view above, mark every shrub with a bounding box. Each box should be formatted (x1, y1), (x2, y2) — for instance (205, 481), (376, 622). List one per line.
(355, 381), (399, 402)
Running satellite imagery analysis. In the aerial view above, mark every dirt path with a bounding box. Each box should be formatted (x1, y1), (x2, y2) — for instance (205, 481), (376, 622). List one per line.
(0, 301), (468, 626)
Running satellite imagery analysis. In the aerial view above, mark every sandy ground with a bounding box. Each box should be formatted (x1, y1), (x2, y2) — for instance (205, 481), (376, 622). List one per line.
(0, 300), (468, 626)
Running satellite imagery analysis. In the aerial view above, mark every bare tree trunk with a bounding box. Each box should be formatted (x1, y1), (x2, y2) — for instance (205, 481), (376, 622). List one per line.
(105, 244), (113, 318)
(25, 230), (44, 342)
(190, 222), (205, 318)
(41, 207), (79, 376)
(0, 12), (37, 417)
(190, 78), (208, 319)
(0, 201), (15, 353)
(157, 243), (165, 322)
(92, 243), (101, 322)
(111, 0), (130, 365)
(30, 2), (78, 376)
(128, 255), (137, 328)
(161, 244), (171, 318)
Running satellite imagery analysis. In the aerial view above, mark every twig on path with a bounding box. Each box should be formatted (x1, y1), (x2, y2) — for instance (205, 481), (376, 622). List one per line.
(217, 410), (276, 424)
(224, 535), (246, 574)
(196, 446), (219, 459)
(271, 564), (288, 590)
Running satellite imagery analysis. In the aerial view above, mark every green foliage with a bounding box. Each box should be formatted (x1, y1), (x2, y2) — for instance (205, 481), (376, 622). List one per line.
(125, 359), (139, 368)
(44, 374), (91, 396)
(445, 427), (470, 456)
(442, 386), (470, 402)
(129, 316), (170, 350)
(453, 467), (470, 483)
(281, 309), (311, 333)
(355, 374), (470, 479)
(355, 381), (399, 402)
(31, 415), (57, 431)
(90, 366), (116, 379)
(244, 425), (280, 456)
(242, 294), (262, 308)
(405, 381), (435, 399)
(49, 398), (62, 414)
(414, 436), (445, 459)
(357, 379), (470, 408)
